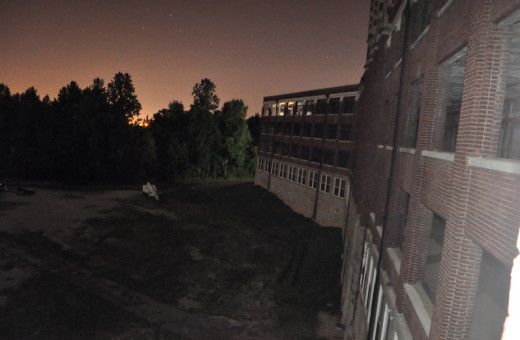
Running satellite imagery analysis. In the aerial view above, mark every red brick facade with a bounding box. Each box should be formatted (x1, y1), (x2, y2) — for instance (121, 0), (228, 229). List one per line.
(342, 0), (520, 339)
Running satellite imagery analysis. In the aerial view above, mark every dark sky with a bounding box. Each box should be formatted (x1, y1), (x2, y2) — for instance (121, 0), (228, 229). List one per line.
(1, 0), (370, 118)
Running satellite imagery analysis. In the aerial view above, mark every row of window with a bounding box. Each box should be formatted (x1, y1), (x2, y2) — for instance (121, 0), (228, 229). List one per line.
(257, 157), (347, 198)
(260, 142), (351, 168)
(262, 96), (355, 117)
(406, 42), (519, 160)
(262, 122), (353, 141)
(387, 189), (510, 339)
(360, 243), (398, 340)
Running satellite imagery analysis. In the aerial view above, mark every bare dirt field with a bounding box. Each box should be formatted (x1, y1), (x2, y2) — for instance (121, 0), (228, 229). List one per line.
(0, 181), (344, 339)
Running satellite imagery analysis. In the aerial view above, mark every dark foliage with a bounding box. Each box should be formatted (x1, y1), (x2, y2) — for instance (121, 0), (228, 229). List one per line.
(0, 77), (257, 184)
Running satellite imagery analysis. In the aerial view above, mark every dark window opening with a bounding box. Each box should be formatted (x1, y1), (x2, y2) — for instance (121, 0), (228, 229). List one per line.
(337, 151), (350, 168)
(469, 251), (511, 340)
(275, 123), (283, 135)
(328, 97), (340, 114)
(326, 124), (338, 140)
(442, 49), (466, 152)
(293, 123), (301, 137)
(300, 146), (309, 161)
(340, 125), (353, 141)
(342, 96), (356, 113)
(311, 148), (322, 163)
(423, 213), (445, 302)
(405, 77), (423, 148)
(281, 143), (289, 156)
(411, 0), (431, 43)
(316, 99), (328, 115)
(273, 141), (281, 154)
(283, 123), (291, 135)
(323, 149), (335, 165)
(314, 124), (325, 139)
(303, 123), (312, 137)
(290, 144), (299, 158)
(499, 98), (520, 159)
(500, 29), (520, 160)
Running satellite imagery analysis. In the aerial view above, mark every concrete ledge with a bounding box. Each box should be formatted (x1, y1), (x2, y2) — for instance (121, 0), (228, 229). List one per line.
(422, 150), (455, 162)
(410, 25), (430, 50)
(404, 283), (432, 336)
(468, 157), (520, 175)
(437, 0), (455, 18)
(399, 147), (416, 155)
(387, 247), (402, 276)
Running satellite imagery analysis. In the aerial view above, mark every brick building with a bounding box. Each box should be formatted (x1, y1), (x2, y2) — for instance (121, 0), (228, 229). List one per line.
(254, 85), (358, 227)
(341, 1), (520, 340)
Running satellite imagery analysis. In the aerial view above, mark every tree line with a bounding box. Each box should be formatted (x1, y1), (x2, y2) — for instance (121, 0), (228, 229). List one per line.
(0, 73), (260, 184)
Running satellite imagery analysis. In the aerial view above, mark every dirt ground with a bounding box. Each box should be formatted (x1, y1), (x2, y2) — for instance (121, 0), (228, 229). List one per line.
(0, 181), (345, 339)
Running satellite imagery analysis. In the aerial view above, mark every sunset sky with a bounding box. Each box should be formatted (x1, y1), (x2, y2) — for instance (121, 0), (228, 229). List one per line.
(1, 0), (370, 118)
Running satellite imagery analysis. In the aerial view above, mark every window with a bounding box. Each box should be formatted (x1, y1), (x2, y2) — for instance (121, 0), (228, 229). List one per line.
(288, 165), (296, 181)
(323, 149), (335, 165)
(287, 102), (294, 115)
(275, 123), (283, 134)
(342, 96), (355, 113)
(499, 26), (520, 160)
(308, 171), (318, 189)
(271, 161), (278, 175)
(283, 123), (291, 135)
(297, 168), (307, 185)
(273, 141), (281, 154)
(311, 148), (322, 163)
(281, 143), (289, 156)
(300, 146), (309, 160)
(411, 0), (431, 43)
(303, 123), (312, 137)
(262, 104), (270, 117)
(265, 159), (271, 173)
(333, 178), (346, 198)
(314, 124), (325, 139)
(337, 151), (350, 168)
(405, 77), (423, 148)
(257, 157), (262, 170)
(267, 123), (275, 135)
(316, 98), (328, 114)
(278, 102), (286, 116)
(320, 174), (331, 193)
(270, 103), (276, 117)
(469, 251), (511, 340)
(360, 243), (377, 320)
(442, 48), (466, 152)
(423, 213), (446, 302)
(326, 124), (337, 140)
(293, 123), (301, 137)
(296, 101), (305, 115)
(499, 98), (520, 159)
(328, 97), (340, 114)
(290, 144), (299, 158)
(371, 287), (391, 340)
(340, 125), (353, 141)
(279, 163), (287, 178)
(306, 100), (314, 115)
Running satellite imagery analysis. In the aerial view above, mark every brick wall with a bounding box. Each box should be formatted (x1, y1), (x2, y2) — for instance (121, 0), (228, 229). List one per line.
(347, 0), (520, 339)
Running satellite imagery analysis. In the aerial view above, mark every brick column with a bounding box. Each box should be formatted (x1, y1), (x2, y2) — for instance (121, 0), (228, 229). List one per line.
(429, 1), (506, 339)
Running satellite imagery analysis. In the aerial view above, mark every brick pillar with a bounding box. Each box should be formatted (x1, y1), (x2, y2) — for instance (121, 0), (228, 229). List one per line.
(429, 1), (506, 339)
